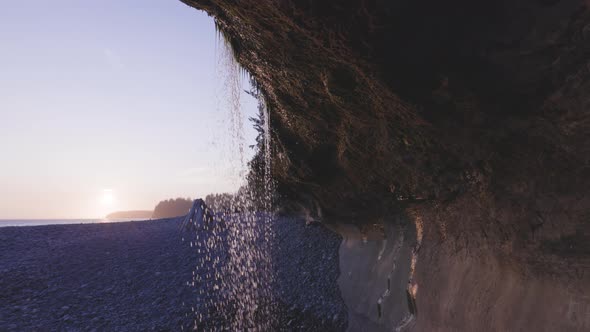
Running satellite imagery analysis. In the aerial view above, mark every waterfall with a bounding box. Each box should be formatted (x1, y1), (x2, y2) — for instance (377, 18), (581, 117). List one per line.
(187, 25), (276, 330)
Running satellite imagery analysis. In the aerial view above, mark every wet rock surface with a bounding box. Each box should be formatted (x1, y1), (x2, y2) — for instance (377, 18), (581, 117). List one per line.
(0, 217), (346, 331)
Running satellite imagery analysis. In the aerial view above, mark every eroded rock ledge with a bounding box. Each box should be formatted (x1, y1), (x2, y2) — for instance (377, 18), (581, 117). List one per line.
(182, 0), (590, 330)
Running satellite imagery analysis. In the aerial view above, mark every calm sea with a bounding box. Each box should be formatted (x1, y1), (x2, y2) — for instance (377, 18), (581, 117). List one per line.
(0, 219), (147, 227)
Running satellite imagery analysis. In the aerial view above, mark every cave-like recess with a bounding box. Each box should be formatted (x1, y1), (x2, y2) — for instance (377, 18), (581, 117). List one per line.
(182, 0), (590, 330)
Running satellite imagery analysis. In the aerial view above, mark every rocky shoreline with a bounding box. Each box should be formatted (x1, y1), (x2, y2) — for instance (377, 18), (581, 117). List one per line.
(0, 217), (346, 331)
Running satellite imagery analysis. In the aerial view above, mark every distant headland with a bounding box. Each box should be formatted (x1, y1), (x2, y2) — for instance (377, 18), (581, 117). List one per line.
(106, 197), (195, 220)
(105, 210), (153, 220)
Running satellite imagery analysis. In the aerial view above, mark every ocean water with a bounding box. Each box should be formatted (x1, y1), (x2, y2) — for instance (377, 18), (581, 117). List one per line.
(0, 218), (146, 227)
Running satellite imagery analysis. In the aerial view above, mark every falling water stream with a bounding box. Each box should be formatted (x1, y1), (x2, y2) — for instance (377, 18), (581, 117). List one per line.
(185, 26), (277, 330)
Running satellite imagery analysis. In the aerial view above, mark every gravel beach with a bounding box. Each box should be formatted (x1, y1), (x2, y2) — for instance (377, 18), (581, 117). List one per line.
(0, 217), (346, 331)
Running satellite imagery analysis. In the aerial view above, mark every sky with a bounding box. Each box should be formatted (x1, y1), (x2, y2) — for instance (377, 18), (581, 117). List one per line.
(0, 0), (258, 219)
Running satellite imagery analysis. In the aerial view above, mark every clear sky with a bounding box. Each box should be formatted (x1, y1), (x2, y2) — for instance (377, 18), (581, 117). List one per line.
(0, 0), (258, 219)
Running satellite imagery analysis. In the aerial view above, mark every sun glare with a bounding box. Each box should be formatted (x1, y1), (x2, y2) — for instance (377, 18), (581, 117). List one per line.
(101, 189), (115, 206)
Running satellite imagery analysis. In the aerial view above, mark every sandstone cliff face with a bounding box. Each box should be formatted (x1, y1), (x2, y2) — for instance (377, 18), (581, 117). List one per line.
(182, 0), (590, 330)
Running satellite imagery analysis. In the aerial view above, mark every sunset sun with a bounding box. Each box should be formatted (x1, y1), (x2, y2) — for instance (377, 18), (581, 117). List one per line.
(101, 189), (115, 206)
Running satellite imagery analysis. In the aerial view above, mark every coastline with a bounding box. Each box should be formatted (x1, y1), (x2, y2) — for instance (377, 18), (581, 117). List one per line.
(0, 216), (346, 331)
(0, 218), (198, 331)
(0, 218), (152, 228)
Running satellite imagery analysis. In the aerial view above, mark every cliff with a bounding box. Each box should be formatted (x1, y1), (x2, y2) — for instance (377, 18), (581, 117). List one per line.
(181, 1), (590, 330)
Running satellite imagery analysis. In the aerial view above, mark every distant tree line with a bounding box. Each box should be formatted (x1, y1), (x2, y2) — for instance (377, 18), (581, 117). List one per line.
(151, 197), (194, 219)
